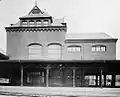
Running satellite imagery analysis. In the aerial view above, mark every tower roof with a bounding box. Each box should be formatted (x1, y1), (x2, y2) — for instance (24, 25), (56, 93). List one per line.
(5, 4), (66, 28)
(20, 5), (51, 19)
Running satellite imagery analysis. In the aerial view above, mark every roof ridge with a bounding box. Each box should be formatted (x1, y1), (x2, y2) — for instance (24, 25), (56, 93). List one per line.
(66, 32), (106, 34)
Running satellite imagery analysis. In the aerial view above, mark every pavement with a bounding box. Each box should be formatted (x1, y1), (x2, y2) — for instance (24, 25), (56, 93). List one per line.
(0, 86), (120, 97)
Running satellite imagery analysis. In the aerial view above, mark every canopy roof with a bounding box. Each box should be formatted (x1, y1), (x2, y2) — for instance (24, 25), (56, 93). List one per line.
(0, 49), (9, 60)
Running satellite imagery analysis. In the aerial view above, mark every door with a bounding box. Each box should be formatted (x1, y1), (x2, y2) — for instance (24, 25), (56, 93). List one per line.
(49, 68), (63, 87)
(75, 68), (84, 87)
(26, 69), (46, 86)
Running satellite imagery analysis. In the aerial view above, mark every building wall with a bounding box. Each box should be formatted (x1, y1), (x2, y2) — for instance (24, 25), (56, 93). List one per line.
(7, 30), (116, 60)
(64, 40), (116, 60)
(7, 30), (66, 60)
(84, 41), (116, 60)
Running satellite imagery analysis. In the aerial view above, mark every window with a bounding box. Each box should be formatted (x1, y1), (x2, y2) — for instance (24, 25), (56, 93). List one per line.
(92, 45), (106, 52)
(28, 43), (42, 59)
(92, 46), (96, 52)
(36, 20), (42, 26)
(22, 21), (28, 26)
(85, 75), (96, 86)
(43, 20), (49, 26)
(48, 43), (61, 59)
(67, 45), (81, 52)
(97, 75), (104, 86)
(29, 20), (35, 26)
(101, 46), (106, 51)
(27, 72), (45, 84)
(115, 75), (120, 86)
(0, 78), (10, 84)
(106, 75), (112, 86)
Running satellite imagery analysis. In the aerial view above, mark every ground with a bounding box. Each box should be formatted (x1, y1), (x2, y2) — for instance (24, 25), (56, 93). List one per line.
(0, 86), (120, 97)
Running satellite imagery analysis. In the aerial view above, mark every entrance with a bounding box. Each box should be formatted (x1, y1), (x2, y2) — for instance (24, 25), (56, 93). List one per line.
(49, 67), (73, 87)
(49, 68), (63, 87)
(25, 68), (46, 86)
(75, 68), (84, 87)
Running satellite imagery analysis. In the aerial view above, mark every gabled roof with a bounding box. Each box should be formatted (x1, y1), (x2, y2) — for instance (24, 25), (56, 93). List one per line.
(29, 5), (43, 15)
(20, 5), (51, 18)
(5, 4), (66, 28)
(66, 32), (117, 40)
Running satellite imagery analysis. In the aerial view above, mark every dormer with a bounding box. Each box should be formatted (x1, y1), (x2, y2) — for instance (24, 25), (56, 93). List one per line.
(19, 4), (53, 26)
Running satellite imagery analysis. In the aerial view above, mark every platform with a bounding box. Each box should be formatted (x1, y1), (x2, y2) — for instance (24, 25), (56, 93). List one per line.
(0, 86), (120, 97)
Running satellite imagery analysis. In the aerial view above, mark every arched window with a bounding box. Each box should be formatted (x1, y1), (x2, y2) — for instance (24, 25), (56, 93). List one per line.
(22, 21), (28, 26)
(43, 20), (49, 26)
(92, 45), (106, 52)
(67, 45), (81, 52)
(28, 43), (42, 59)
(29, 20), (35, 26)
(47, 43), (61, 59)
(36, 20), (42, 26)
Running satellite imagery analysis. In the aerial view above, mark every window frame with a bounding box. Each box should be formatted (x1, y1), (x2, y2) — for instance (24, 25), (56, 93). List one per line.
(28, 43), (43, 59)
(92, 45), (106, 52)
(43, 19), (49, 26)
(36, 20), (42, 26)
(85, 75), (96, 86)
(47, 43), (62, 59)
(22, 20), (28, 26)
(67, 45), (81, 53)
(29, 20), (35, 26)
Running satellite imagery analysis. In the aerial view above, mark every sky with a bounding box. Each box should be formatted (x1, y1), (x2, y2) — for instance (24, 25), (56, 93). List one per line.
(0, 0), (120, 59)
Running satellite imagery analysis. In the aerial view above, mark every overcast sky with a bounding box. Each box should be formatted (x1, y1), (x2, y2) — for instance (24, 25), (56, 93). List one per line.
(0, 0), (120, 59)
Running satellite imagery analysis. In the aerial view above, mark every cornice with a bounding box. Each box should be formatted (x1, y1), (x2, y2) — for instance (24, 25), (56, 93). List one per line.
(65, 39), (118, 43)
(5, 27), (67, 32)
(5, 25), (66, 28)
(19, 16), (52, 20)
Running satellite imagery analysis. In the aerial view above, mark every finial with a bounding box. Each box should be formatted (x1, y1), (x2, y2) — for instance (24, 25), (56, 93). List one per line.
(35, 0), (37, 6)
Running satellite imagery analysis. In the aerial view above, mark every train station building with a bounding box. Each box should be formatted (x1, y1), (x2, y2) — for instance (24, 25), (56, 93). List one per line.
(0, 4), (120, 88)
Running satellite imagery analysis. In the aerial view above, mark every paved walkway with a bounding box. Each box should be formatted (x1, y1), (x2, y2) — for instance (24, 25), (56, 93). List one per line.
(0, 86), (120, 97)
